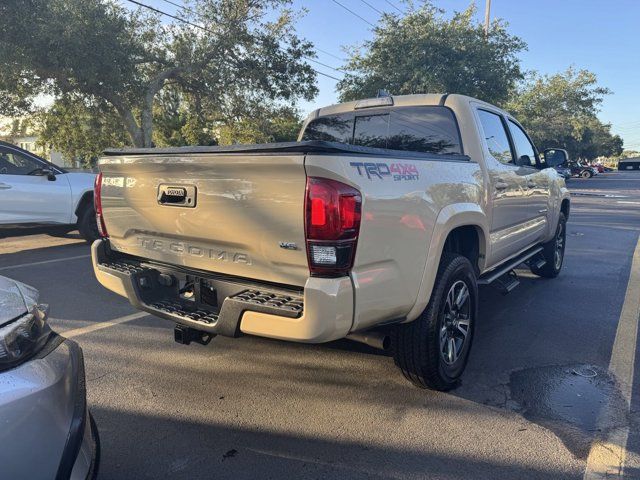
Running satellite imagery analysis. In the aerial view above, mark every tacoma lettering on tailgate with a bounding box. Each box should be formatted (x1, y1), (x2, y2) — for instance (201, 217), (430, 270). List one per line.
(138, 237), (252, 265)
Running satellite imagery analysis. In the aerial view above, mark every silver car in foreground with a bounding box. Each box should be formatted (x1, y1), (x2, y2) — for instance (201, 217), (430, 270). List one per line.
(0, 276), (99, 479)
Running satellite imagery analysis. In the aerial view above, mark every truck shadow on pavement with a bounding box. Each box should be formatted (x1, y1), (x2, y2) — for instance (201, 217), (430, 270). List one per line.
(91, 405), (578, 480)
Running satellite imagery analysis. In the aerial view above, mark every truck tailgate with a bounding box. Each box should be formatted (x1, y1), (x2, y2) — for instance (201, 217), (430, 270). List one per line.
(98, 153), (309, 287)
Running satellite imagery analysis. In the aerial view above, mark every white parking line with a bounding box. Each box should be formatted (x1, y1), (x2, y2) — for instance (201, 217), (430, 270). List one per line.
(584, 235), (640, 479)
(64, 311), (149, 338)
(0, 254), (90, 271)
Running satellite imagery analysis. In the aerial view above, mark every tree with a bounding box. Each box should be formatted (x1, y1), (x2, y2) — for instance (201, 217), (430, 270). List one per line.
(217, 104), (302, 145)
(507, 68), (623, 160)
(337, 2), (526, 105)
(152, 87), (218, 147)
(37, 95), (130, 167)
(0, 0), (317, 147)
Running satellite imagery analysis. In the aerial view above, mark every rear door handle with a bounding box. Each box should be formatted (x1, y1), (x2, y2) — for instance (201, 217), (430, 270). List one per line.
(0, 182), (11, 190)
(495, 182), (508, 190)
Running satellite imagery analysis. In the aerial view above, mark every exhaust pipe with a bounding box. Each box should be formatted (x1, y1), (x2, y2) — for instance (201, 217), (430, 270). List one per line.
(346, 331), (390, 351)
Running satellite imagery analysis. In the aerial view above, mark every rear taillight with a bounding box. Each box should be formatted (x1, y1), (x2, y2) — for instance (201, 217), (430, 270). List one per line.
(305, 177), (361, 277)
(94, 172), (108, 238)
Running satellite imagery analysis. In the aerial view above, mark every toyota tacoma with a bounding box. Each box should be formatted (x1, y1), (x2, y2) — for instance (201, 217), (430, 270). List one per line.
(91, 94), (570, 390)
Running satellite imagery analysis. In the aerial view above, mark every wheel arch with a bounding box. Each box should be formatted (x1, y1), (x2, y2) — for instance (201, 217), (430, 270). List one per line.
(405, 203), (489, 323)
(74, 190), (94, 220)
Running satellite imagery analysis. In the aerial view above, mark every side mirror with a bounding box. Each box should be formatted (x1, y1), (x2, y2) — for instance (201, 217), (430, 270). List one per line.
(40, 167), (56, 181)
(543, 148), (568, 168)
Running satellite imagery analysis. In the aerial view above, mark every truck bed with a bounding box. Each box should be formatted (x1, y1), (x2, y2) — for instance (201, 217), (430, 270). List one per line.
(103, 140), (470, 161)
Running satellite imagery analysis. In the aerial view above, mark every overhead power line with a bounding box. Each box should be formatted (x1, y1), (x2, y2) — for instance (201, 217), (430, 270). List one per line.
(316, 47), (347, 63)
(125, 0), (207, 31)
(157, 0), (194, 15)
(359, 0), (383, 15)
(617, 119), (640, 127)
(331, 0), (376, 27)
(122, 0), (343, 81)
(383, 0), (403, 14)
(305, 57), (346, 73)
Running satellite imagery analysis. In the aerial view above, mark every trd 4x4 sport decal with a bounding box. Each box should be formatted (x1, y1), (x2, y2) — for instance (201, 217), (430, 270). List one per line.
(350, 162), (419, 181)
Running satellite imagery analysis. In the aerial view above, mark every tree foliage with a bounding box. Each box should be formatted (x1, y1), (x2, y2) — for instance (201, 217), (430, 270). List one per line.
(0, 0), (317, 147)
(217, 104), (302, 145)
(337, 2), (526, 105)
(37, 95), (129, 167)
(506, 68), (623, 160)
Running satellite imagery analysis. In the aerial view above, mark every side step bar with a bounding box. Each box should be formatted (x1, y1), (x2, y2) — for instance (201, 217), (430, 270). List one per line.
(477, 246), (544, 286)
(493, 270), (520, 294)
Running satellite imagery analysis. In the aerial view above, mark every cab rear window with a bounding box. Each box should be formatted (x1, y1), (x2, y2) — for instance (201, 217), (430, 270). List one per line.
(302, 106), (463, 155)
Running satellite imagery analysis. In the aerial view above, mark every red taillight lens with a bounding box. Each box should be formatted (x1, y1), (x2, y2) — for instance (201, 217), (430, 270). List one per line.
(305, 177), (361, 277)
(94, 172), (108, 238)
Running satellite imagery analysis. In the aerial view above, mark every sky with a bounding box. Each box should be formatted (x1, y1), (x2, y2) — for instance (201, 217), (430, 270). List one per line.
(147, 0), (640, 150)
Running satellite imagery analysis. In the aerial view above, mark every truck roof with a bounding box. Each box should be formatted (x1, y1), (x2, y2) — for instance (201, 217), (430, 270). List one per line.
(304, 93), (510, 121)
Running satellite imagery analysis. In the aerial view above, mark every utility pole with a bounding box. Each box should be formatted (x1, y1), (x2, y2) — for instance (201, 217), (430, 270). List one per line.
(484, 0), (491, 38)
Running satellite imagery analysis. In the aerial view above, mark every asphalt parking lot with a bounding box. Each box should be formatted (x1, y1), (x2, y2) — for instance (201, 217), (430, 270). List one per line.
(1, 172), (640, 480)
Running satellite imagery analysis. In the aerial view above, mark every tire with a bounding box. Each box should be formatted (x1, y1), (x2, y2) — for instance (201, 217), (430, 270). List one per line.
(391, 253), (477, 390)
(531, 212), (566, 278)
(77, 203), (100, 243)
(581, 170), (592, 178)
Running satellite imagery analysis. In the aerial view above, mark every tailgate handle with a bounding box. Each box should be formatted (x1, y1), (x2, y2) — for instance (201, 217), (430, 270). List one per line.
(157, 184), (197, 207)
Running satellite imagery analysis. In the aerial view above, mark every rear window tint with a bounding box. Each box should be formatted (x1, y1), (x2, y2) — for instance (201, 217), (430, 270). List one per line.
(302, 106), (462, 155)
(387, 107), (461, 154)
(353, 114), (389, 149)
(301, 113), (354, 143)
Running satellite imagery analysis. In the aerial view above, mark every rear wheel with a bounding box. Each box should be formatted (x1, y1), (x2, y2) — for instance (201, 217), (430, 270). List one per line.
(78, 203), (100, 243)
(581, 170), (593, 178)
(392, 253), (477, 390)
(531, 213), (566, 278)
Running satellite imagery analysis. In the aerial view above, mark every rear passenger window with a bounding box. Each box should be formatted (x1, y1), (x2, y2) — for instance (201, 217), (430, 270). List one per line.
(388, 107), (462, 154)
(353, 114), (389, 149)
(301, 113), (354, 143)
(302, 106), (463, 155)
(477, 110), (513, 165)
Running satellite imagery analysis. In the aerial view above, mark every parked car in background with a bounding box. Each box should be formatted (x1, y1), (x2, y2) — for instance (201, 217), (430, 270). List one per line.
(0, 141), (99, 242)
(91, 93), (570, 391)
(568, 161), (597, 178)
(0, 275), (99, 479)
(618, 158), (640, 171)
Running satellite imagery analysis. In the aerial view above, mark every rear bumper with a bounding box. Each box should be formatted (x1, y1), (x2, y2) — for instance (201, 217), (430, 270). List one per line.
(92, 240), (353, 343)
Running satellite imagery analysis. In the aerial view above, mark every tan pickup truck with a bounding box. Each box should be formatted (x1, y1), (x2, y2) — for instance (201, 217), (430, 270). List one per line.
(91, 93), (570, 390)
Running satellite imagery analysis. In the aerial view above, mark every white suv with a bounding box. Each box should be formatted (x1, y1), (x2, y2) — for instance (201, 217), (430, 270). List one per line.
(0, 141), (98, 242)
